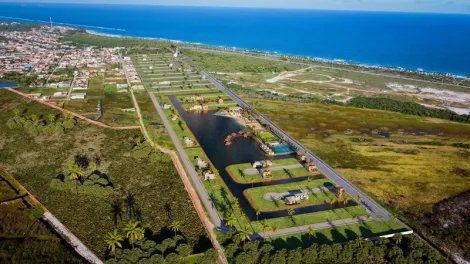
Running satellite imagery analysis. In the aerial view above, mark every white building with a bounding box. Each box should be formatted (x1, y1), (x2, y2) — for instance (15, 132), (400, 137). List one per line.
(285, 192), (309, 205)
(70, 93), (86, 100)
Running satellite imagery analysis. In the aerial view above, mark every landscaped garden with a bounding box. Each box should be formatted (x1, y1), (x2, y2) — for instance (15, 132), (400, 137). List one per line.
(244, 178), (338, 211)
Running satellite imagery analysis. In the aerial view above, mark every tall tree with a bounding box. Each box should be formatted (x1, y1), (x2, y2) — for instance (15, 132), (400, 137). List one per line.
(170, 220), (181, 234)
(105, 229), (124, 262)
(255, 208), (261, 222)
(307, 226), (315, 240)
(225, 213), (236, 227)
(237, 226), (252, 251)
(66, 160), (84, 194)
(123, 221), (144, 249)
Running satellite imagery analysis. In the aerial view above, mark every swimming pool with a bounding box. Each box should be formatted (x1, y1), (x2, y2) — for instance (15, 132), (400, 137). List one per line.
(271, 144), (294, 154)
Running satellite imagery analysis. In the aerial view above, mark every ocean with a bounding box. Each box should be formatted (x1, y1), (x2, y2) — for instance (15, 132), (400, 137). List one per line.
(1, 3), (470, 76)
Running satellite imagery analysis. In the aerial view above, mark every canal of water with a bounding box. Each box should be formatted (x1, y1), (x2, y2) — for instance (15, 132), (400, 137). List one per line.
(169, 96), (354, 221)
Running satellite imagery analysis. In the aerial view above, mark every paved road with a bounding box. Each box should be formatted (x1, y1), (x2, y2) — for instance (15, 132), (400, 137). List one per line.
(147, 92), (225, 228)
(252, 216), (369, 240)
(201, 71), (393, 222)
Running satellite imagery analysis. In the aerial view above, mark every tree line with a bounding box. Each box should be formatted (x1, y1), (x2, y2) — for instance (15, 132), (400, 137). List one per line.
(217, 229), (446, 264)
(349, 97), (470, 124)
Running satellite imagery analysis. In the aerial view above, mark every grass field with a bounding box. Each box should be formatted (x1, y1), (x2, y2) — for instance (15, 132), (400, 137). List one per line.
(245, 179), (337, 211)
(247, 98), (470, 214)
(0, 90), (206, 258)
(271, 220), (408, 250)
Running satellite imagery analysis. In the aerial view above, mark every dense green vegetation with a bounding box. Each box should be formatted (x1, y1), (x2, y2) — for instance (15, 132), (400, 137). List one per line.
(0, 72), (36, 87)
(0, 240), (83, 264)
(218, 229), (447, 264)
(6, 109), (77, 136)
(102, 221), (216, 264)
(0, 22), (40, 32)
(63, 31), (169, 50)
(0, 90), (208, 257)
(349, 97), (470, 124)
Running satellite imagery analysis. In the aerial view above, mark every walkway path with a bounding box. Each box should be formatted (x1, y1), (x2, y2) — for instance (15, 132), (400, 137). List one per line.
(253, 216), (369, 239)
(264, 186), (336, 201)
(123, 53), (227, 264)
(244, 163), (303, 175)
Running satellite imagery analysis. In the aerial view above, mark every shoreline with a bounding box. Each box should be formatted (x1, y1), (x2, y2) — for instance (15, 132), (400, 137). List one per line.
(85, 30), (470, 79)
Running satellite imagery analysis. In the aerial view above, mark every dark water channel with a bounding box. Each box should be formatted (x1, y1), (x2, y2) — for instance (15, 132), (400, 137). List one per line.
(169, 96), (354, 221)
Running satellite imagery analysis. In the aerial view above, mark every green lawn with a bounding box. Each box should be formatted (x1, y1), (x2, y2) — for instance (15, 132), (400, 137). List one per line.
(227, 158), (312, 183)
(257, 131), (277, 142)
(245, 179), (336, 211)
(271, 220), (409, 250)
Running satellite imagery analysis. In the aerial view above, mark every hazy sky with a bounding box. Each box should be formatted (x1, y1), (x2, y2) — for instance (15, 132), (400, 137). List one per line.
(2, 0), (470, 14)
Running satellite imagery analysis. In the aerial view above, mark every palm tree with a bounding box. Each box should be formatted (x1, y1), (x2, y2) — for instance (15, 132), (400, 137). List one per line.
(305, 177), (313, 190)
(47, 113), (56, 123)
(287, 208), (295, 217)
(351, 213), (358, 222)
(105, 230), (124, 262)
(237, 226), (251, 251)
(356, 194), (362, 204)
(365, 212), (372, 221)
(260, 220), (271, 234)
(13, 108), (20, 116)
(125, 192), (136, 218)
(123, 221), (144, 249)
(272, 225), (279, 235)
(225, 213), (236, 227)
(393, 235), (403, 245)
(343, 195), (350, 208)
(111, 199), (123, 227)
(255, 208), (261, 222)
(307, 226), (315, 240)
(170, 220), (181, 234)
(66, 160), (84, 194)
(89, 161), (97, 173)
(355, 235), (364, 247)
(31, 114), (38, 122)
(389, 213), (398, 225)
(134, 136), (142, 146)
(329, 199), (336, 210)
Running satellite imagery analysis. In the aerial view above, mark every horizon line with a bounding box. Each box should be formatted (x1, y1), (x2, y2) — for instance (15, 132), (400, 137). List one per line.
(1, 1), (470, 15)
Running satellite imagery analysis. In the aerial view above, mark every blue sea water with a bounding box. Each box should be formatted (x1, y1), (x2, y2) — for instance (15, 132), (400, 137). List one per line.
(1, 3), (470, 76)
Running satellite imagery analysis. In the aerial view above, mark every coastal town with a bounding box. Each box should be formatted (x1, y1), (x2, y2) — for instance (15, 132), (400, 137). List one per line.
(1, 20), (468, 264)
